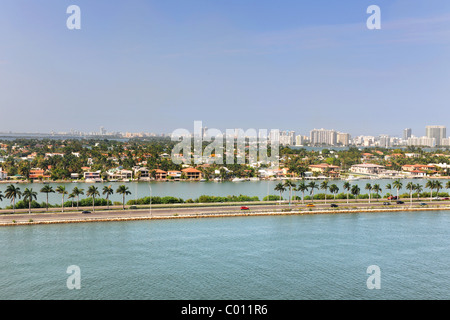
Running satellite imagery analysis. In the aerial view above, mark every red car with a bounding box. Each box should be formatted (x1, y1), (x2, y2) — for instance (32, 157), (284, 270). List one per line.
(240, 206), (250, 210)
(387, 196), (398, 200)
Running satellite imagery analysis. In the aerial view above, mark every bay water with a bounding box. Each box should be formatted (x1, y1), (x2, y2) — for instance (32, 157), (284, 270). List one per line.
(1, 210), (449, 299)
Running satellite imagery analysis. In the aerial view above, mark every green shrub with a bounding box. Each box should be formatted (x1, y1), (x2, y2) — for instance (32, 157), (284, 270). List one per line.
(263, 195), (282, 201)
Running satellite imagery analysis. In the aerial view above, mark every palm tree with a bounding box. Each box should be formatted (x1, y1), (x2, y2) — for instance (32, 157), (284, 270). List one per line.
(0, 191), (4, 203)
(283, 180), (296, 206)
(406, 182), (415, 206)
(414, 183), (423, 201)
(351, 184), (360, 202)
(5, 184), (22, 213)
(425, 180), (435, 202)
(68, 193), (75, 208)
(102, 185), (114, 210)
(116, 185), (131, 210)
(71, 187), (84, 210)
(365, 183), (372, 203)
(55, 186), (68, 212)
(372, 184), (382, 201)
(385, 183), (392, 197)
(23, 188), (37, 214)
(343, 182), (351, 204)
(308, 181), (318, 203)
(296, 180), (308, 204)
(274, 183), (286, 203)
(86, 186), (100, 212)
(434, 180), (443, 199)
(40, 185), (55, 211)
(446, 181), (450, 193)
(320, 180), (329, 204)
(392, 179), (403, 200)
(329, 184), (339, 201)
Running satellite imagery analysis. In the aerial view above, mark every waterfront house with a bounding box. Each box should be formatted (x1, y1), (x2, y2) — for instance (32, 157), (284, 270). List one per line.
(154, 169), (168, 180)
(107, 168), (133, 180)
(133, 167), (149, 179)
(349, 163), (385, 175)
(401, 164), (436, 173)
(309, 163), (340, 176)
(410, 170), (427, 177)
(181, 167), (202, 180)
(29, 168), (51, 179)
(167, 170), (182, 179)
(84, 171), (102, 181)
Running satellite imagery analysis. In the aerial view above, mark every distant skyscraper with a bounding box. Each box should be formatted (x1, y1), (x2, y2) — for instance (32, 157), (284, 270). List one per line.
(337, 132), (350, 146)
(403, 128), (411, 140)
(379, 135), (391, 148)
(426, 125), (446, 146)
(310, 129), (337, 146)
(279, 131), (295, 146)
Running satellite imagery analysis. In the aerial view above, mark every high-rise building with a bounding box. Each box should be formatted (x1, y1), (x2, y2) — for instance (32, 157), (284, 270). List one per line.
(407, 136), (436, 147)
(337, 132), (350, 146)
(379, 135), (390, 148)
(279, 131), (295, 146)
(310, 129), (337, 146)
(295, 135), (306, 146)
(403, 128), (411, 140)
(426, 125), (446, 146)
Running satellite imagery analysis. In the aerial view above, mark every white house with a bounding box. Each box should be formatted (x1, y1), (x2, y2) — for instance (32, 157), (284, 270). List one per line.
(349, 163), (385, 175)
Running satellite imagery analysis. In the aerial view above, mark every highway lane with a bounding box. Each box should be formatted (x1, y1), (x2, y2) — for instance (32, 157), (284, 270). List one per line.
(1, 200), (448, 225)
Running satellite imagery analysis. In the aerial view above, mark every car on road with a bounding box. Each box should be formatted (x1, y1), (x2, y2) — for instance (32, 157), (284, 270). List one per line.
(396, 200), (404, 204)
(240, 206), (250, 210)
(82, 211), (91, 214)
(387, 196), (398, 200)
(443, 197), (450, 200)
(306, 204), (315, 207)
(419, 202), (427, 206)
(432, 197), (441, 200)
(383, 202), (391, 205)
(330, 204), (338, 208)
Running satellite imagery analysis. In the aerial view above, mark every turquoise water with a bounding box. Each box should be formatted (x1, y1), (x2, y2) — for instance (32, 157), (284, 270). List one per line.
(1, 211), (449, 299)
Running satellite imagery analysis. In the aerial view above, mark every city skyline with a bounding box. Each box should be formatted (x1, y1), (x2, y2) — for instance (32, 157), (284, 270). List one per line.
(1, 1), (450, 135)
(2, 123), (450, 148)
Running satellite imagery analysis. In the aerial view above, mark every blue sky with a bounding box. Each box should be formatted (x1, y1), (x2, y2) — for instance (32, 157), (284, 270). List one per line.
(0, 0), (449, 137)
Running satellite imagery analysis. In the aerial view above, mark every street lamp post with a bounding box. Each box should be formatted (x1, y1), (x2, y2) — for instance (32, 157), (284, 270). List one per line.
(149, 183), (152, 217)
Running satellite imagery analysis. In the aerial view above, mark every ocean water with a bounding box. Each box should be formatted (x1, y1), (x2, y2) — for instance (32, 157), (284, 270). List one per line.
(1, 211), (449, 300)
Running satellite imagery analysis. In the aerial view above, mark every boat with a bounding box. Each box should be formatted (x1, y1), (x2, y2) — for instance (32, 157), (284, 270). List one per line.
(232, 178), (245, 182)
(345, 175), (359, 181)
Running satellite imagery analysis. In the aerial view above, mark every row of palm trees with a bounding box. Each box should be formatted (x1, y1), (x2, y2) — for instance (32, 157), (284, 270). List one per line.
(0, 184), (132, 214)
(274, 179), (450, 205)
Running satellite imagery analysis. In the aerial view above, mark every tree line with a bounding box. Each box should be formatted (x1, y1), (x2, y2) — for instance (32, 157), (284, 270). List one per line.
(273, 179), (450, 205)
(0, 184), (132, 213)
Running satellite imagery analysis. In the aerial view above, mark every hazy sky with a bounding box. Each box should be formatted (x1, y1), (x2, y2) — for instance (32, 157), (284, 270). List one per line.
(0, 0), (449, 137)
